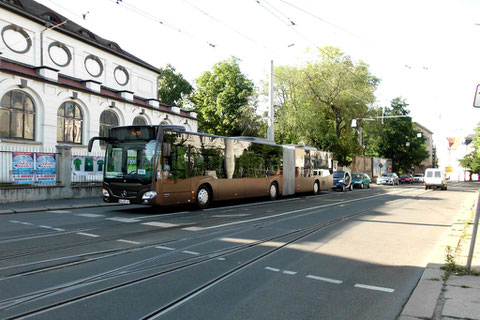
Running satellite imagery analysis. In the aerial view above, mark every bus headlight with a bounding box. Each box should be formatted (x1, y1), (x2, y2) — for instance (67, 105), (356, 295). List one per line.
(339, 179), (344, 183)
(142, 191), (157, 200)
(102, 188), (110, 197)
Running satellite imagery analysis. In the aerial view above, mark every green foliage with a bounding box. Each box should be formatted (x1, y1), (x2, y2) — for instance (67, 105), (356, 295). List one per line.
(459, 124), (480, 177)
(158, 64), (193, 106)
(191, 57), (265, 136)
(273, 47), (379, 165)
(376, 97), (429, 172)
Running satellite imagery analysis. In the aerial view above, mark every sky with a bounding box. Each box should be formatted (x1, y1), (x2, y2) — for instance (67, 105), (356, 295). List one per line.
(34, 0), (480, 158)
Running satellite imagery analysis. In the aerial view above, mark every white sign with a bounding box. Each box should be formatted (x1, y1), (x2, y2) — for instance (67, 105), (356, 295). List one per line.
(474, 84), (480, 108)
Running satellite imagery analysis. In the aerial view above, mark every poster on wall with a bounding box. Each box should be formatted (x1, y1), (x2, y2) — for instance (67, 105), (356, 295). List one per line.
(36, 153), (56, 184)
(12, 152), (34, 184)
(71, 155), (104, 176)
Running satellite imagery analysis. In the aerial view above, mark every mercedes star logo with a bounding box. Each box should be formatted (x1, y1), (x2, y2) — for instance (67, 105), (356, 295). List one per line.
(121, 190), (128, 197)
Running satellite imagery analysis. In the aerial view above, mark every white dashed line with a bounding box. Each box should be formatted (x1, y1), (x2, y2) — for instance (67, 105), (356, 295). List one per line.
(38, 225), (54, 229)
(354, 284), (395, 293)
(107, 217), (138, 223)
(181, 227), (204, 231)
(47, 210), (71, 213)
(117, 239), (141, 245)
(142, 222), (179, 228)
(182, 250), (200, 255)
(283, 270), (297, 275)
(265, 267), (280, 272)
(52, 228), (65, 231)
(76, 214), (105, 218)
(212, 214), (251, 218)
(9, 220), (21, 224)
(20, 222), (33, 226)
(216, 257), (226, 261)
(76, 232), (99, 238)
(156, 246), (175, 251)
(306, 275), (343, 284)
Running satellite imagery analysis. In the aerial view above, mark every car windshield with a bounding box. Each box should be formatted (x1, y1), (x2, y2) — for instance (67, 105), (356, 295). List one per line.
(333, 171), (344, 178)
(415, 174), (423, 177)
(400, 174), (409, 177)
(382, 173), (392, 177)
(353, 174), (363, 178)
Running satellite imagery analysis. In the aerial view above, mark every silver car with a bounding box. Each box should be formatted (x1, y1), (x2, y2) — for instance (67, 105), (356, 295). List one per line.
(377, 172), (399, 185)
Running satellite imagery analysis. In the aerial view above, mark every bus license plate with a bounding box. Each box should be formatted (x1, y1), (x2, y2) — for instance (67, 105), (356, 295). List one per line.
(119, 199), (130, 204)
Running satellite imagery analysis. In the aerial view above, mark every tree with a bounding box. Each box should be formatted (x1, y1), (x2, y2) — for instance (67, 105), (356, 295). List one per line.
(158, 64), (193, 106)
(377, 97), (429, 173)
(191, 57), (265, 136)
(459, 125), (480, 178)
(273, 47), (379, 165)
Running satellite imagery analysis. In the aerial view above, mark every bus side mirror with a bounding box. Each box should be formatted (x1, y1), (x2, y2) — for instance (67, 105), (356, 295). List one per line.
(88, 136), (108, 152)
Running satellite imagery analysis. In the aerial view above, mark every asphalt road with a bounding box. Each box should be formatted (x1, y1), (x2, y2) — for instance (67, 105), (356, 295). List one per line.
(0, 182), (476, 320)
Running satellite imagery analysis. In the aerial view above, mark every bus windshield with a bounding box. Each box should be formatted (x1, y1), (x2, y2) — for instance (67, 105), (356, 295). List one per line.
(105, 139), (156, 182)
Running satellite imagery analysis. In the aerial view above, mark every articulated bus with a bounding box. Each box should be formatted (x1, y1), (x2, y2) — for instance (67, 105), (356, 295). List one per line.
(88, 124), (333, 209)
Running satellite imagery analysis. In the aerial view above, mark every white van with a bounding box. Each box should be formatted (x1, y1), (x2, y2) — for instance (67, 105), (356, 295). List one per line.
(424, 168), (447, 190)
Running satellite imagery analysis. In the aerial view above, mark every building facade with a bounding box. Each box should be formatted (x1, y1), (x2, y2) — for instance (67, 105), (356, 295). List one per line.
(413, 122), (434, 173)
(0, 0), (197, 154)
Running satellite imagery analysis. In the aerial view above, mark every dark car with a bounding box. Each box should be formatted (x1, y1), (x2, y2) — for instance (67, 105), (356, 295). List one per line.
(399, 174), (413, 184)
(333, 171), (352, 191)
(352, 173), (371, 189)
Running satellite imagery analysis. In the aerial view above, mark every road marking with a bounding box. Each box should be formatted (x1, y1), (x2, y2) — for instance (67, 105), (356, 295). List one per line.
(354, 284), (395, 293)
(187, 193), (389, 231)
(212, 214), (251, 218)
(20, 222), (33, 226)
(142, 222), (179, 228)
(135, 211), (189, 220)
(76, 213), (105, 218)
(38, 225), (54, 229)
(181, 226), (204, 231)
(182, 250), (200, 255)
(283, 270), (297, 275)
(47, 210), (71, 213)
(9, 220), (21, 224)
(216, 257), (226, 261)
(107, 217), (138, 223)
(265, 267), (280, 272)
(306, 275), (343, 284)
(156, 246), (175, 251)
(204, 197), (300, 211)
(117, 239), (141, 245)
(76, 232), (99, 238)
(52, 228), (65, 231)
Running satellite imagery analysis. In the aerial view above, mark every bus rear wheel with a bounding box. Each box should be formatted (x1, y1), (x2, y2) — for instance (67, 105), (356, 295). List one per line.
(313, 181), (320, 194)
(269, 182), (278, 201)
(196, 185), (212, 209)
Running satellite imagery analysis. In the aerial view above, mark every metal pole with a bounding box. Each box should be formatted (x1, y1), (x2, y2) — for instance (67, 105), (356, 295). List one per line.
(466, 191), (480, 271)
(267, 60), (274, 141)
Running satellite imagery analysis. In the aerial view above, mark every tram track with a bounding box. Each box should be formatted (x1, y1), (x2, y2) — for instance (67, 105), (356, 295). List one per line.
(1, 187), (432, 319)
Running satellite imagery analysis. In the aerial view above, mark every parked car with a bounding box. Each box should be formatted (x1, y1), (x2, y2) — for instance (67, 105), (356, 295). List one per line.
(352, 173), (371, 189)
(413, 173), (424, 183)
(424, 168), (447, 190)
(399, 174), (413, 184)
(333, 171), (352, 191)
(377, 172), (399, 185)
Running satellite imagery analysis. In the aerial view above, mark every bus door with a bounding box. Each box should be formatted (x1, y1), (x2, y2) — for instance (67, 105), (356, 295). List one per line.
(159, 133), (191, 205)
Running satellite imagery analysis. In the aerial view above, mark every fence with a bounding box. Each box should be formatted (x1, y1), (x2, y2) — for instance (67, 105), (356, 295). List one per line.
(0, 145), (104, 185)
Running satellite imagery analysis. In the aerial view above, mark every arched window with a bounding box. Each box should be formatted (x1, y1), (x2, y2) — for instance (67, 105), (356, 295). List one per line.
(133, 116), (147, 125)
(99, 110), (119, 144)
(57, 101), (82, 144)
(0, 90), (35, 140)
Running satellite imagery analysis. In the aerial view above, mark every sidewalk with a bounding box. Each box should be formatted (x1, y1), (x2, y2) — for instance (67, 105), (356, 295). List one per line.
(0, 197), (118, 214)
(399, 192), (480, 320)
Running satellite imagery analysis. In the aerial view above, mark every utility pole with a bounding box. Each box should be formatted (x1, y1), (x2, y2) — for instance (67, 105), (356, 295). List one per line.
(267, 60), (274, 141)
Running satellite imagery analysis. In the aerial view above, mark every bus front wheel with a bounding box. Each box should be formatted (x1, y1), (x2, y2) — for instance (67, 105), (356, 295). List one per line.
(197, 185), (212, 209)
(313, 181), (320, 194)
(269, 182), (278, 201)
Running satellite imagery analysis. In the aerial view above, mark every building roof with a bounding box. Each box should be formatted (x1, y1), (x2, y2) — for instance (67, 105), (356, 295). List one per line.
(414, 122), (433, 135)
(0, 0), (161, 74)
(0, 57), (194, 119)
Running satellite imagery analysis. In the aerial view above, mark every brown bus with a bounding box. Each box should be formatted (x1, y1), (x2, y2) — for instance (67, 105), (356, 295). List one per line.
(88, 125), (333, 209)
